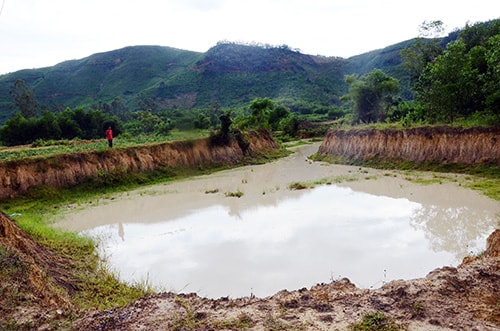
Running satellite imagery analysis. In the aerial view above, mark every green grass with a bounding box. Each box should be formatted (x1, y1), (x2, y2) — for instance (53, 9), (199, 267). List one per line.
(349, 311), (407, 331)
(313, 153), (500, 202)
(225, 189), (244, 198)
(288, 175), (359, 190)
(0, 129), (209, 162)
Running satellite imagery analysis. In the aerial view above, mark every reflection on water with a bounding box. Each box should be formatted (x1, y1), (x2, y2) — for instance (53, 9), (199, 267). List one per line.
(84, 184), (498, 299)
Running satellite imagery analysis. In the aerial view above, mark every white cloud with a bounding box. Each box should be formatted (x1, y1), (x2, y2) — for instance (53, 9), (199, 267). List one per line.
(0, 0), (499, 74)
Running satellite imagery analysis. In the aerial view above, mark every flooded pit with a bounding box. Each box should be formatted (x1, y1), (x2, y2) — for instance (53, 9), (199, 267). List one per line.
(55, 143), (500, 298)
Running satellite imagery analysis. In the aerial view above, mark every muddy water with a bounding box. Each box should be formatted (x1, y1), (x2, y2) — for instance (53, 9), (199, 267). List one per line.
(55, 142), (500, 298)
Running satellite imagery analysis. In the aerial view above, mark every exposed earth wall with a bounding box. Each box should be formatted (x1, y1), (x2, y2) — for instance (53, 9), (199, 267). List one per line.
(318, 126), (500, 164)
(0, 129), (278, 199)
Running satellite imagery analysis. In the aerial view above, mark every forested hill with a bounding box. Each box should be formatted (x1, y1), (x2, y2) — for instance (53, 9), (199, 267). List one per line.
(0, 41), (413, 123)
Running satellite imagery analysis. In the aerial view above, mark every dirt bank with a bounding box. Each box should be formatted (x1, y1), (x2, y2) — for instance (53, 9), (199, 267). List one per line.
(0, 212), (77, 329)
(0, 129), (278, 199)
(318, 126), (500, 164)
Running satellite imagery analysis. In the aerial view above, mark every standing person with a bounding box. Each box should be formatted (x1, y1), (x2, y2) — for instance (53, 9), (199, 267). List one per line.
(106, 126), (113, 147)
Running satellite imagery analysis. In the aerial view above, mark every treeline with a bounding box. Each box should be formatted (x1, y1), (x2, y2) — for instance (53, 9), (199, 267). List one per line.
(0, 97), (302, 146)
(413, 20), (500, 123)
(0, 108), (120, 146)
(1, 20), (498, 147)
(344, 19), (500, 126)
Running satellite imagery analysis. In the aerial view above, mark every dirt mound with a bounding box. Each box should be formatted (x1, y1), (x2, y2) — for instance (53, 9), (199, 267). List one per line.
(0, 212), (77, 329)
(72, 230), (500, 330)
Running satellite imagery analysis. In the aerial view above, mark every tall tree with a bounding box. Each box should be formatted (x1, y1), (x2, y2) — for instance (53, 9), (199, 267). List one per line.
(345, 69), (400, 123)
(9, 79), (39, 118)
(416, 19), (500, 123)
(485, 34), (500, 114)
(401, 21), (445, 87)
(249, 98), (274, 127)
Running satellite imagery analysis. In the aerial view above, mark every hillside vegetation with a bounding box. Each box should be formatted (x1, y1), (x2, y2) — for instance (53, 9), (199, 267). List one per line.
(1, 19), (499, 145)
(0, 41), (409, 124)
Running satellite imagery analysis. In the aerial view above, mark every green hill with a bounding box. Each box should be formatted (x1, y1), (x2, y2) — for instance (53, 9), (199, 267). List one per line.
(0, 40), (425, 124)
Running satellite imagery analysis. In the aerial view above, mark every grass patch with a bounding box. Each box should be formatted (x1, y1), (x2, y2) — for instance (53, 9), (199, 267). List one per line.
(263, 314), (296, 331)
(465, 178), (500, 201)
(205, 188), (219, 194)
(288, 175), (359, 191)
(0, 130), (210, 162)
(214, 313), (254, 329)
(313, 153), (500, 202)
(73, 263), (154, 310)
(0, 244), (25, 277)
(225, 190), (244, 198)
(349, 311), (407, 331)
(172, 297), (201, 331)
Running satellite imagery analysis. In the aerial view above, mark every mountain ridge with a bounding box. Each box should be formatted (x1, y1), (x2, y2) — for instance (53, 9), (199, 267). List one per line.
(0, 40), (419, 123)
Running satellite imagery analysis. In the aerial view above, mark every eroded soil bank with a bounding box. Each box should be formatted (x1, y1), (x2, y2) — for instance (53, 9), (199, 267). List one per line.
(0, 129), (278, 199)
(318, 126), (500, 164)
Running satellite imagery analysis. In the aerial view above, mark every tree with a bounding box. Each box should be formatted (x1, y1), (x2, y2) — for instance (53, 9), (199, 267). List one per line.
(134, 110), (163, 134)
(268, 105), (290, 131)
(38, 110), (61, 140)
(210, 111), (232, 146)
(249, 97), (273, 128)
(138, 97), (159, 113)
(193, 110), (211, 129)
(345, 69), (400, 123)
(9, 79), (39, 118)
(0, 113), (33, 145)
(401, 21), (445, 87)
(415, 20), (500, 124)
(56, 109), (83, 139)
(485, 34), (500, 115)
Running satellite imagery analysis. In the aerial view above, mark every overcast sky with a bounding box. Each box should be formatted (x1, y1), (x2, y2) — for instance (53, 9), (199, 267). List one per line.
(0, 0), (499, 75)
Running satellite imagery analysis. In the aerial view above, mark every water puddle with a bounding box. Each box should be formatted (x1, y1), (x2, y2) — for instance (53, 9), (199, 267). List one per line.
(56, 143), (500, 298)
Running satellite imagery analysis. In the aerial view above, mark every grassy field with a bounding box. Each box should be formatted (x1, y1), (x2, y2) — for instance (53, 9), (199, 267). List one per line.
(0, 129), (210, 162)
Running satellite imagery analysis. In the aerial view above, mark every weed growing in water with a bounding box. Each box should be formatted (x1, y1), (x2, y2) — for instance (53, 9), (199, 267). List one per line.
(288, 182), (309, 190)
(225, 190), (244, 198)
(204, 188), (219, 194)
(288, 175), (359, 191)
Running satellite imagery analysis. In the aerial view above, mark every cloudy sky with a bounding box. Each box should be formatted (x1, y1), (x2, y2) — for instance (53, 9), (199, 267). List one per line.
(0, 0), (498, 75)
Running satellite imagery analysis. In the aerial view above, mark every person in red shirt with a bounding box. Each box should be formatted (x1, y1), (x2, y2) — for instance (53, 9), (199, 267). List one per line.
(106, 126), (113, 147)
